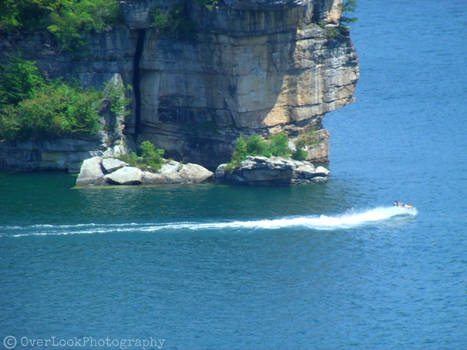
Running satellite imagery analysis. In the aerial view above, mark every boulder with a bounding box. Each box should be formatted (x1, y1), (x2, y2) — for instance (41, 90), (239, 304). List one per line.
(293, 164), (316, 179)
(75, 157), (105, 186)
(215, 156), (329, 186)
(76, 157), (214, 186)
(156, 161), (184, 183)
(315, 166), (331, 176)
(102, 158), (128, 173)
(179, 163), (214, 184)
(159, 160), (180, 173)
(104, 166), (143, 185)
(310, 176), (328, 184)
(141, 161), (213, 185)
(215, 164), (227, 179)
(142, 171), (166, 185)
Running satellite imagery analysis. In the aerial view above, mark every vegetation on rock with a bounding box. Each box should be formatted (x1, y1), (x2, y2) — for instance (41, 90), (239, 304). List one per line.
(119, 141), (165, 172)
(0, 55), (130, 142)
(0, 55), (103, 140)
(292, 127), (321, 160)
(151, 0), (218, 40)
(320, 0), (357, 39)
(0, 0), (119, 50)
(103, 79), (131, 118)
(226, 128), (323, 172)
(340, 0), (358, 25)
(226, 133), (291, 172)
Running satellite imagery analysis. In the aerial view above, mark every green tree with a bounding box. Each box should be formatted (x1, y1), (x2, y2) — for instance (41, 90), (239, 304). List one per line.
(340, 0), (357, 25)
(47, 0), (119, 50)
(0, 0), (119, 51)
(5, 81), (102, 140)
(0, 56), (104, 141)
(0, 0), (49, 32)
(151, 0), (218, 40)
(0, 54), (44, 105)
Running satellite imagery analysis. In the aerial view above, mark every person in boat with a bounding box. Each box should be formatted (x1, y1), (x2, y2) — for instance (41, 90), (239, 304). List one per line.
(394, 201), (414, 208)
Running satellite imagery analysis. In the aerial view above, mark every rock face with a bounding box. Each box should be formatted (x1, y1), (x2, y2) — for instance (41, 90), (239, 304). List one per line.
(136, 0), (358, 168)
(0, 135), (126, 174)
(215, 156), (330, 185)
(75, 157), (213, 187)
(0, 0), (358, 171)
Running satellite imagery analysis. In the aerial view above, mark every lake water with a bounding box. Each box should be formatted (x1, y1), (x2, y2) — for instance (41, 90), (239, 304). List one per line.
(1, 0), (466, 349)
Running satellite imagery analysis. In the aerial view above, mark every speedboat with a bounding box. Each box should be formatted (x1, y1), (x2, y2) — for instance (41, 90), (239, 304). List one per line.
(393, 201), (415, 209)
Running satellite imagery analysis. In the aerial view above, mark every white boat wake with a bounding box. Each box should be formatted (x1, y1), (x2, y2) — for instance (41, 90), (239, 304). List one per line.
(1, 206), (417, 238)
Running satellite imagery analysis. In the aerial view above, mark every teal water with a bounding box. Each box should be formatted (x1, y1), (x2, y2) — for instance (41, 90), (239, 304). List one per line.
(1, 0), (466, 349)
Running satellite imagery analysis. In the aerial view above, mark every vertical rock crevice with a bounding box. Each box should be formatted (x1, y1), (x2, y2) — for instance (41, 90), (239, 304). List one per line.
(132, 29), (146, 136)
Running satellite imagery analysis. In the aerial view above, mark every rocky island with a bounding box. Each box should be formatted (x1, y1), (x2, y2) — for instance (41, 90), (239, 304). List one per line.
(0, 0), (358, 185)
(76, 156), (213, 186)
(215, 156), (330, 186)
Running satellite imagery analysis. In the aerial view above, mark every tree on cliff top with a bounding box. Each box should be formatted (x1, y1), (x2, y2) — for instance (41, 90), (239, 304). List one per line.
(340, 0), (358, 25)
(151, 0), (218, 40)
(0, 0), (119, 50)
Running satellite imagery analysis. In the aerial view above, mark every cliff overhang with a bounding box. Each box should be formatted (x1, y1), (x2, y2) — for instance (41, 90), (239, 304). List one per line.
(0, 0), (359, 172)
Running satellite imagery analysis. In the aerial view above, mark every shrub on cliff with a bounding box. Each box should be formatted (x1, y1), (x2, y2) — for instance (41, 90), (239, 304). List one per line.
(0, 80), (102, 141)
(0, 0), (119, 50)
(290, 127), (321, 161)
(151, 0), (218, 40)
(340, 0), (358, 25)
(47, 0), (119, 50)
(0, 54), (44, 105)
(0, 0), (48, 32)
(0, 56), (129, 141)
(291, 149), (307, 161)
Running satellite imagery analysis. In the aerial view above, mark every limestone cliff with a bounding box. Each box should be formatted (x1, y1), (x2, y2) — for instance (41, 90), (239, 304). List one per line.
(0, 0), (358, 171)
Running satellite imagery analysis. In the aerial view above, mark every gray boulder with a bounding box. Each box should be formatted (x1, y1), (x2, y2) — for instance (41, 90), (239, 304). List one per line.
(315, 166), (331, 176)
(179, 163), (214, 184)
(102, 158), (128, 173)
(159, 160), (180, 175)
(142, 171), (167, 185)
(76, 157), (214, 186)
(215, 164), (227, 179)
(141, 161), (213, 185)
(75, 157), (105, 186)
(105, 166), (143, 185)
